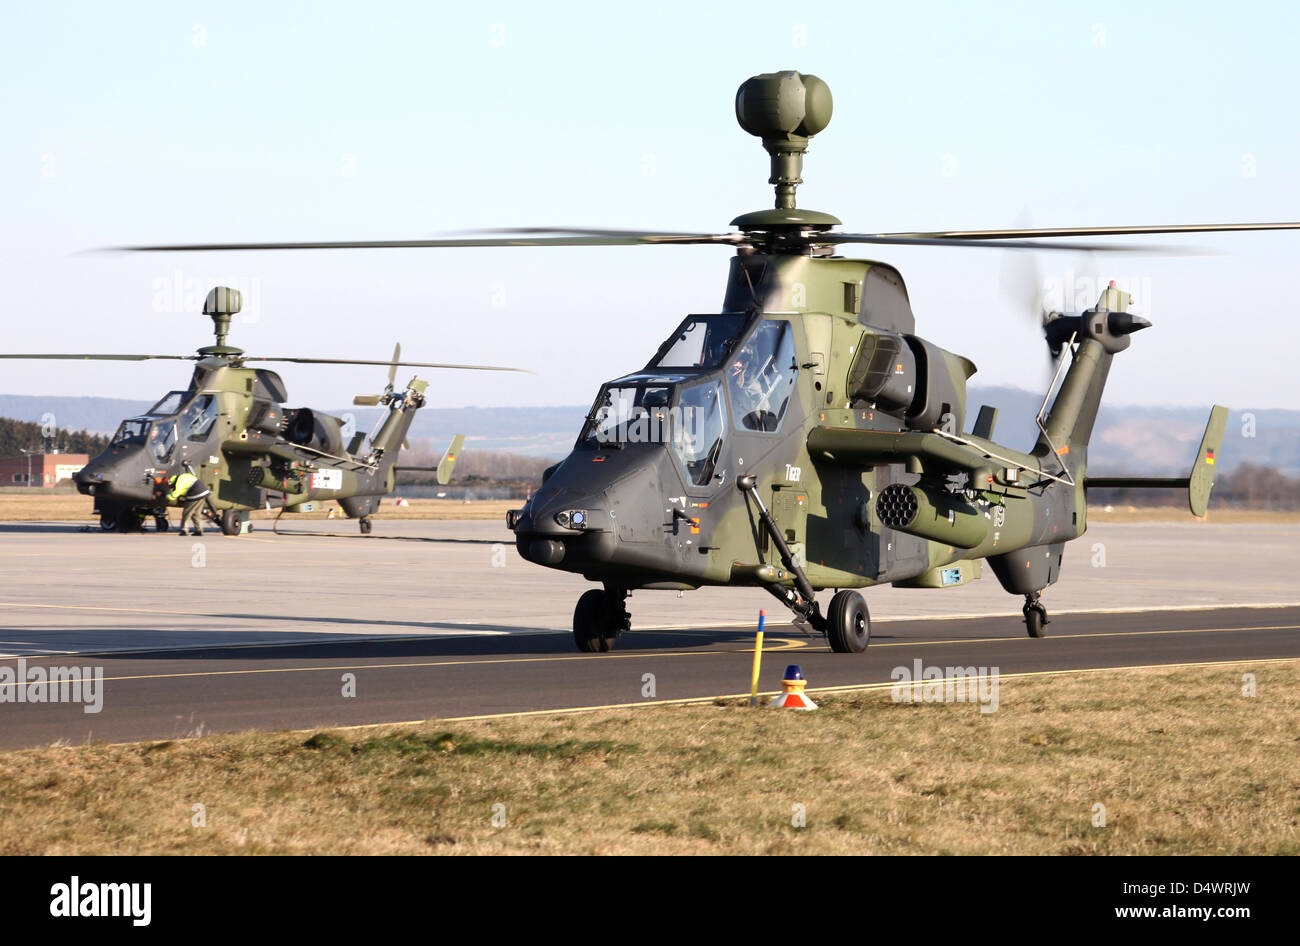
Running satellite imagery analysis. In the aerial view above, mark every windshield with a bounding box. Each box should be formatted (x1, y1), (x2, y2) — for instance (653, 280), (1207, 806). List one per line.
(726, 319), (798, 432)
(182, 394), (219, 442)
(147, 391), (187, 416)
(111, 419), (150, 446)
(582, 384), (674, 445)
(652, 314), (748, 369)
(673, 381), (726, 486)
(148, 420), (178, 464)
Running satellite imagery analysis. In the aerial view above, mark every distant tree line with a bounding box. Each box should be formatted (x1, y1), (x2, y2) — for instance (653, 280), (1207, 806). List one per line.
(0, 418), (109, 458)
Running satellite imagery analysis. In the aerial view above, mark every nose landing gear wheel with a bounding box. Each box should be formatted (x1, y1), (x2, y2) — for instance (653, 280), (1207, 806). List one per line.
(154, 516), (170, 533)
(573, 588), (630, 653)
(1023, 594), (1049, 638)
(359, 516), (372, 535)
(826, 590), (871, 653)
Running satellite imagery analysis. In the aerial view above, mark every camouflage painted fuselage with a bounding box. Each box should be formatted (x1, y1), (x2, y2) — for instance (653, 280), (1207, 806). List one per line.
(510, 251), (1145, 600)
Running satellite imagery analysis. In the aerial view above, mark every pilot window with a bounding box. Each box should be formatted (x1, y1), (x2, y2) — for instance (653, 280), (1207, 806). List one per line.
(147, 391), (186, 416)
(112, 419), (149, 446)
(652, 314), (748, 369)
(582, 385), (673, 445)
(726, 319), (797, 432)
(149, 421), (178, 465)
(672, 381), (726, 487)
(183, 395), (219, 442)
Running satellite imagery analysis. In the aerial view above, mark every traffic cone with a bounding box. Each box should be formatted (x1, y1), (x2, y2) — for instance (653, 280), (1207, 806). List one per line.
(327, 507), (336, 519)
(769, 665), (818, 710)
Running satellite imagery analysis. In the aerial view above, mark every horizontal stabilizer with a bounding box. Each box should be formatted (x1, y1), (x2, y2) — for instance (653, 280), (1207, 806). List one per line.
(392, 434), (467, 486)
(1085, 405), (1228, 516)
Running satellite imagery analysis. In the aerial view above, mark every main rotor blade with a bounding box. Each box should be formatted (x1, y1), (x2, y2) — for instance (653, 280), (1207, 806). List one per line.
(241, 356), (531, 373)
(823, 233), (1183, 253)
(877, 222), (1300, 240)
(472, 227), (742, 244)
(388, 342), (401, 387)
(113, 230), (738, 252)
(0, 353), (194, 361)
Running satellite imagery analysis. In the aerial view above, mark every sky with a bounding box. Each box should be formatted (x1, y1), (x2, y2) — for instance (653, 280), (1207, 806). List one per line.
(1, 0), (1297, 415)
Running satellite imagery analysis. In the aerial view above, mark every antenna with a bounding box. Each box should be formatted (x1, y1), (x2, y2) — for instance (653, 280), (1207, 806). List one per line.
(732, 71), (840, 229)
(200, 286), (244, 356)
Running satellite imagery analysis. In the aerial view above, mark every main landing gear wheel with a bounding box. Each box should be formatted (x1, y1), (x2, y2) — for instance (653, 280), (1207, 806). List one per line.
(359, 516), (373, 535)
(114, 508), (144, 533)
(154, 516), (170, 533)
(99, 513), (117, 532)
(826, 590), (871, 653)
(573, 588), (630, 653)
(1023, 593), (1049, 638)
(220, 509), (243, 536)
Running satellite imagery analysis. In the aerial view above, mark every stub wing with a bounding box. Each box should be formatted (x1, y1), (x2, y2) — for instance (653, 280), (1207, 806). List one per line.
(806, 427), (989, 473)
(221, 438), (377, 474)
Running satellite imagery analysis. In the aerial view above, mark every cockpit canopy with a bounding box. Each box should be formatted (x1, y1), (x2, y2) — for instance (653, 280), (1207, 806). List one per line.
(110, 391), (223, 466)
(649, 313), (749, 370)
(579, 312), (801, 487)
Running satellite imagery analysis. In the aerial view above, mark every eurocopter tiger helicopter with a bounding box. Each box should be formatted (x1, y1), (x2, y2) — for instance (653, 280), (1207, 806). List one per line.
(117, 71), (1297, 649)
(2, 286), (521, 534)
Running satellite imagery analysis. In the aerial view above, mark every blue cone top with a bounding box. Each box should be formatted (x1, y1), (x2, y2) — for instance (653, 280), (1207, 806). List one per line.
(783, 665), (804, 681)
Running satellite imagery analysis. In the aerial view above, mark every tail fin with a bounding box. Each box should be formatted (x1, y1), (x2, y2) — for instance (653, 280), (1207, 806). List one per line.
(436, 434), (465, 485)
(392, 434), (467, 486)
(1085, 405), (1228, 516)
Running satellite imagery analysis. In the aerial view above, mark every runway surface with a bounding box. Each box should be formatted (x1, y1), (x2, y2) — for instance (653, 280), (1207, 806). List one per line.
(2, 518), (1298, 749)
(2, 604), (1297, 750)
(2, 518), (1299, 656)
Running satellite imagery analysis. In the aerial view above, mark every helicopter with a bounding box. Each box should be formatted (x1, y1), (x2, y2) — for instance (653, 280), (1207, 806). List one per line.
(1, 286), (522, 535)
(113, 71), (1297, 648)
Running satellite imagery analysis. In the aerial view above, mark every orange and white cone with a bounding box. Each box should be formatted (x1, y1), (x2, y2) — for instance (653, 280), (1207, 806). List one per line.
(769, 665), (818, 710)
(327, 508), (336, 519)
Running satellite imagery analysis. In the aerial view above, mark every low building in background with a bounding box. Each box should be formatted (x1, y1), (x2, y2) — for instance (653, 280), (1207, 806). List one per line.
(0, 453), (90, 487)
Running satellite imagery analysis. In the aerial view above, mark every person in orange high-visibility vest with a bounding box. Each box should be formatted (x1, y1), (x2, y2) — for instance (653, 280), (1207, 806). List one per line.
(166, 472), (212, 536)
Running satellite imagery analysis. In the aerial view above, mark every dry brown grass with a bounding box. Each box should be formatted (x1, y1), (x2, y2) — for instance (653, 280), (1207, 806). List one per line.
(0, 660), (1295, 855)
(0, 494), (514, 522)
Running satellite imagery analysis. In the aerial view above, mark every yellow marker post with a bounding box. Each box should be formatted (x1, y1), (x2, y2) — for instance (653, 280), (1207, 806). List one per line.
(749, 610), (766, 707)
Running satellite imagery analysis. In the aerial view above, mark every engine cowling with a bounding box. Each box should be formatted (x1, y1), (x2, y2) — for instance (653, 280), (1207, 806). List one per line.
(282, 408), (346, 455)
(848, 331), (975, 433)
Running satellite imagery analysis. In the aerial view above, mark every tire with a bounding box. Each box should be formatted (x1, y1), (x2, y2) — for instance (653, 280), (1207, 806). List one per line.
(1024, 605), (1048, 638)
(826, 590), (871, 653)
(154, 516), (170, 533)
(359, 517), (372, 535)
(573, 589), (622, 653)
(100, 513), (117, 532)
(220, 509), (243, 536)
(115, 508), (143, 533)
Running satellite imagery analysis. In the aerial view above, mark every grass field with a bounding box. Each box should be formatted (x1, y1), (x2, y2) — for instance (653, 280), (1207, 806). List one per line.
(1, 660), (1295, 855)
(1, 492), (1297, 524)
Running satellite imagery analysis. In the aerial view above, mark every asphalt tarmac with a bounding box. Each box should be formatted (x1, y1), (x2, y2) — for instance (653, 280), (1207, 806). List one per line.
(1, 519), (1297, 749)
(1, 604), (1297, 750)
